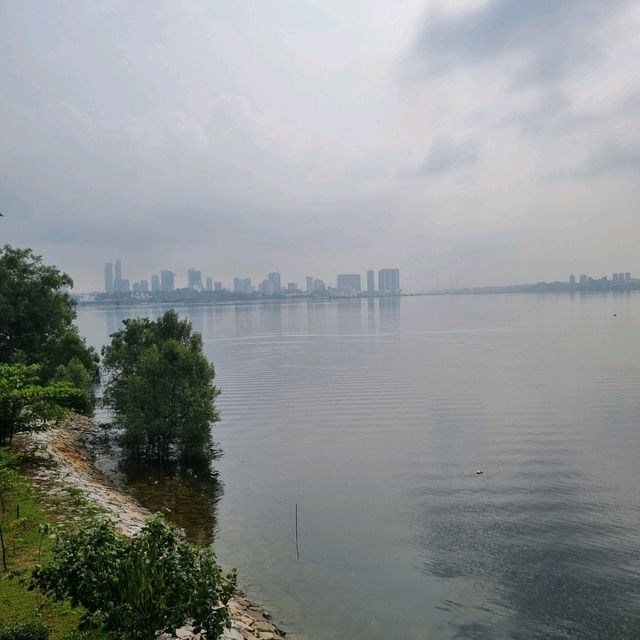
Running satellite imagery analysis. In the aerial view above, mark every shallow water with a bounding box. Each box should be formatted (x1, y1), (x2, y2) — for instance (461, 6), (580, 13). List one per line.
(77, 293), (640, 639)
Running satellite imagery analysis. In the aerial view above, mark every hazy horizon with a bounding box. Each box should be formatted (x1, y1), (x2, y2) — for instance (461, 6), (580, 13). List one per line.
(2, 1), (639, 291)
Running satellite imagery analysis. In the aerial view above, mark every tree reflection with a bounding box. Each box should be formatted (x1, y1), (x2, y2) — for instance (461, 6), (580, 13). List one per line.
(92, 435), (224, 547)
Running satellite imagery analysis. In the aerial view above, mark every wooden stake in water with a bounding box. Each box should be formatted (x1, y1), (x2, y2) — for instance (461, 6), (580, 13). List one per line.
(295, 503), (300, 560)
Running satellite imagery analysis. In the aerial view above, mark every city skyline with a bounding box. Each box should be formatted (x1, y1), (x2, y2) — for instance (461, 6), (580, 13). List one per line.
(100, 258), (636, 299)
(101, 260), (401, 296)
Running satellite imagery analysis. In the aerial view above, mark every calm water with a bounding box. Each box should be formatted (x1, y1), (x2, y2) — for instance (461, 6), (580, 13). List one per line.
(76, 294), (640, 640)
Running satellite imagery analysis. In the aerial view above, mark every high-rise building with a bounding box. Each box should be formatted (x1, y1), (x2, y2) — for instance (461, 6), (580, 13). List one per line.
(268, 272), (281, 292)
(569, 274), (576, 285)
(306, 276), (314, 293)
(287, 282), (298, 292)
(151, 274), (160, 292)
(367, 270), (375, 294)
(160, 270), (175, 291)
(337, 274), (361, 291)
(104, 262), (114, 293)
(258, 279), (275, 295)
(625, 272), (632, 282)
(378, 268), (400, 292)
(205, 277), (213, 291)
(579, 274), (587, 285)
(115, 278), (130, 292)
(187, 268), (203, 290)
(313, 278), (326, 292)
(113, 259), (125, 291)
(140, 280), (148, 293)
(132, 282), (141, 293)
(214, 281), (222, 291)
(234, 277), (252, 294)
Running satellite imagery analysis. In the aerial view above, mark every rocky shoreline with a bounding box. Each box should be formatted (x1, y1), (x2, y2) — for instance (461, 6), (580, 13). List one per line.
(19, 415), (290, 640)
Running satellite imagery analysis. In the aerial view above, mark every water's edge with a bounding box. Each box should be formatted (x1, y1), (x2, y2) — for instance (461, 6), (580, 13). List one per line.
(24, 414), (292, 640)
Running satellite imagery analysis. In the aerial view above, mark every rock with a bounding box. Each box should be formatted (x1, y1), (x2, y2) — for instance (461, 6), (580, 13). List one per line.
(257, 633), (279, 640)
(222, 629), (245, 640)
(252, 620), (277, 633)
(262, 611), (272, 620)
(232, 620), (254, 632)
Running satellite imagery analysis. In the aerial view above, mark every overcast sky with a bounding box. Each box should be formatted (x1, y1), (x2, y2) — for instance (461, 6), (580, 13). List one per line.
(1, 0), (639, 291)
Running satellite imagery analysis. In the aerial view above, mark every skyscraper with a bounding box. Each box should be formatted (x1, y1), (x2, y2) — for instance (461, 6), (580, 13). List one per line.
(337, 274), (361, 291)
(104, 262), (114, 293)
(151, 274), (160, 292)
(187, 268), (203, 290)
(306, 276), (314, 293)
(113, 259), (124, 291)
(367, 270), (375, 294)
(258, 279), (275, 295)
(268, 272), (281, 292)
(378, 268), (400, 292)
(234, 277), (252, 294)
(160, 270), (175, 291)
(205, 277), (213, 291)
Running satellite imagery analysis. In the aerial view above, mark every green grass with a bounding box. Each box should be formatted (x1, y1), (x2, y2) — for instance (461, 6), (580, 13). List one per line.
(0, 458), (108, 640)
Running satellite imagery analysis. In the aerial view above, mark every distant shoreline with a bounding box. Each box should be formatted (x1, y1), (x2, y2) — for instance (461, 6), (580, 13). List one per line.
(73, 287), (640, 309)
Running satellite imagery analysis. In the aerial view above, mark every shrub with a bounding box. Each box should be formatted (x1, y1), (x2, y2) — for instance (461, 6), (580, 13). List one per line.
(31, 513), (236, 640)
(0, 364), (80, 446)
(0, 448), (19, 513)
(0, 622), (50, 640)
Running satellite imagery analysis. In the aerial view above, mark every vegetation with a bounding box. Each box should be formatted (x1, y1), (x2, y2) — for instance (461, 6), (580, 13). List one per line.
(0, 622), (50, 640)
(0, 246), (234, 639)
(0, 364), (80, 446)
(0, 449), (19, 514)
(102, 310), (220, 460)
(0, 453), (108, 640)
(32, 513), (236, 640)
(0, 245), (99, 412)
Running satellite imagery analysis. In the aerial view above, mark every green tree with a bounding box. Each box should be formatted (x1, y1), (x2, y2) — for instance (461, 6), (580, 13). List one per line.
(0, 364), (80, 446)
(52, 358), (94, 415)
(0, 245), (99, 411)
(102, 310), (220, 460)
(31, 513), (236, 640)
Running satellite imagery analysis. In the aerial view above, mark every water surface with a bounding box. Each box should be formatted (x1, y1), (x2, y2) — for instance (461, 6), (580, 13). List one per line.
(77, 294), (640, 639)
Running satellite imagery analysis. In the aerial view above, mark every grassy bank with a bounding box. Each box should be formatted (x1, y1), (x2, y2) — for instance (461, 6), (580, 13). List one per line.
(0, 453), (107, 639)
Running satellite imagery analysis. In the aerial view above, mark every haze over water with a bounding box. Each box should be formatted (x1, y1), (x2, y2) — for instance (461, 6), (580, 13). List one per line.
(77, 293), (640, 640)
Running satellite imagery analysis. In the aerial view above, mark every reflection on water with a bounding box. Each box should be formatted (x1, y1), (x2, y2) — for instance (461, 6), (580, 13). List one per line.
(91, 435), (224, 547)
(77, 295), (640, 640)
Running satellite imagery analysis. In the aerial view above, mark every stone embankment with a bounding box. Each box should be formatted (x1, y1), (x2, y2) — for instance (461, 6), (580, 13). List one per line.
(21, 415), (289, 640)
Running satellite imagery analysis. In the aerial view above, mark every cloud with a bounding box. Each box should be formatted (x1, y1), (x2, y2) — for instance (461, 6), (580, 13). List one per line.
(416, 137), (479, 177)
(1, 1), (640, 291)
(408, 0), (632, 89)
(568, 141), (640, 178)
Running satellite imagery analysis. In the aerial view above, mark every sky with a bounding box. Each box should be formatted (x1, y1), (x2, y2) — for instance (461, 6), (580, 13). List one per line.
(1, 0), (639, 292)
